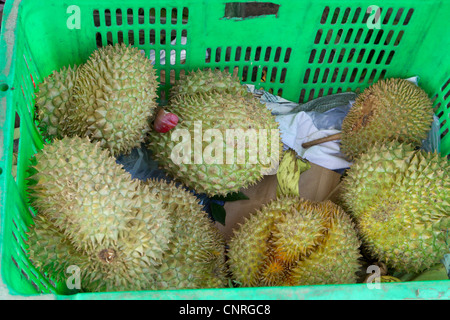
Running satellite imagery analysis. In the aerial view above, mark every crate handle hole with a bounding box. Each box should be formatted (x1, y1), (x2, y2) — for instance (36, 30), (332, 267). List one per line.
(224, 2), (280, 19)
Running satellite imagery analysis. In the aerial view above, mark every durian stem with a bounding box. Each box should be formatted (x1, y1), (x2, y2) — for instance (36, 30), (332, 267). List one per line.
(301, 133), (342, 149)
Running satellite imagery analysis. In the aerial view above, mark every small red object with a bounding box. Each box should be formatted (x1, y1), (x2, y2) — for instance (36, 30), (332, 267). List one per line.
(154, 108), (179, 133)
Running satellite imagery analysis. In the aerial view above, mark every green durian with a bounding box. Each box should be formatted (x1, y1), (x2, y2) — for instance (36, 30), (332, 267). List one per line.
(341, 78), (434, 160)
(71, 43), (159, 156)
(35, 65), (79, 140)
(147, 69), (281, 196)
(144, 179), (228, 290)
(227, 197), (362, 287)
(27, 136), (172, 266)
(26, 213), (163, 292)
(340, 141), (450, 273)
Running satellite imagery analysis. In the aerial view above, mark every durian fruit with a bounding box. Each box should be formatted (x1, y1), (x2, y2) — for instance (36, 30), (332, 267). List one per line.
(227, 197), (362, 287)
(340, 141), (450, 273)
(71, 43), (159, 156)
(27, 213), (163, 292)
(147, 69), (281, 196)
(27, 136), (173, 268)
(144, 179), (228, 290)
(340, 78), (434, 159)
(35, 65), (78, 140)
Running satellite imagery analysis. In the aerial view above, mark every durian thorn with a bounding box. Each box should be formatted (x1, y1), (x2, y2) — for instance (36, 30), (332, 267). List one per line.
(302, 133), (342, 149)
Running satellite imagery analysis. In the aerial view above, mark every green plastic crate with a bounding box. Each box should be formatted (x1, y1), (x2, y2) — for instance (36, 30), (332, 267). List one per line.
(0, 0), (449, 300)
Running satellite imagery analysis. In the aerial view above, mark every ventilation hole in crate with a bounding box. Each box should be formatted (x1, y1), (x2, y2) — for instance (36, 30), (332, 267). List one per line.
(180, 50), (186, 64)
(150, 29), (156, 45)
(431, 93), (439, 103)
(356, 49), (366, 63)
(303, 69), (311, 83)
(394, 31), (404, 46)
(337, 48), (345, 63)
(374, 29), (384, 44)
(268, 88), (274, 94)
(331, 8), (340, 24)
(105, 9), (111, 26)
(261, 66), (268, 82)
(354, 29), (363, 44)
(328, 49), (336, 63)
(170, 69), (176, 84)
(308, 49), (316, 63)
(117, 31), (123, 44)
(160, 50), (166, 65)
(224, 47), (231, 62)
(324, 30), (333, 44)
(444, 89), (450, 101)
(437, 111), (444, 119)
(403, 8), (414, 25)
(253, 46), (261, 61)
(181, 29), (187, 45)
(160, 30), (166, 45)
(318, 49), (326, 63)
(347, 49), (355, 63)
(180, 69), (186, 79)
(13, 113), (20, 181)
(308, 89), (316, 101)
(331, 68), (339, 83)
(265, 47), (272, 61)
(368, 69), (377, 83)
(171, 8), (177, 24)
(314, 29), (323, 44)
(251, 66), (258, 82)
(114, 9), (122, 25)
(340, 68), (349, 82)
(441, 128), (448, 140)
(95, 33), (102, 47)
(344, 29), (353, 43)
(277, 89), (283, 96)
(364, 29), (374, 44)
(312, 69), (320, 84)
(127, 8), (133, 25)
(352, 7), (362, 23)
(366, 49), (376, 64)
(170, 30), (176, 44)
(215, 47), (222, 62)
(334, 29), (343, 44)
(270, 67), (278, 83)
(441, 119), (447, 129)
(137, 8), (144, 24)
(159, 69), (166, 87)
(150, 8), (156, 24)
(106, 32), (113, 45)
(349, 68), (358, 83)
(274, 47), (282, 62)
(234, 47), (241, 61)
(320, 7), (330, 24)
(284, 48), (292, 63)
(245, 47), (252, 61)
(93, 9), (100, 27)
(280, 68), (287, 83)
(393, 8), (404, 25)
(384, 30), (394, 45)
(361, 8), (370, 24)
(182, 7), (189, 24)
(385, 51), (395, 65)
(12, 230), (18, 242)
(242, 66), (249, 82)
(442, 78), (450, 92)
(205, 48), (211, 63)
(170, 50), (176, 65)
(161, 8), (167, 24)
(322, 68), (330, 83)
(299, 89), (306, 103)
(383, 8), (393, 24)
(379, 69), (387, 79)
(128, 30), (134, 45)
(233, 66), (239, 77)
(359, 68), (368, 83)
(341, 8), (351, 23)
(149, 49), (156, 64)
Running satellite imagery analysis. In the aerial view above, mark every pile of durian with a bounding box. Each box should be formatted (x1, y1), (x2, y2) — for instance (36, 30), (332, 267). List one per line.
(27, 43), (449, 293)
